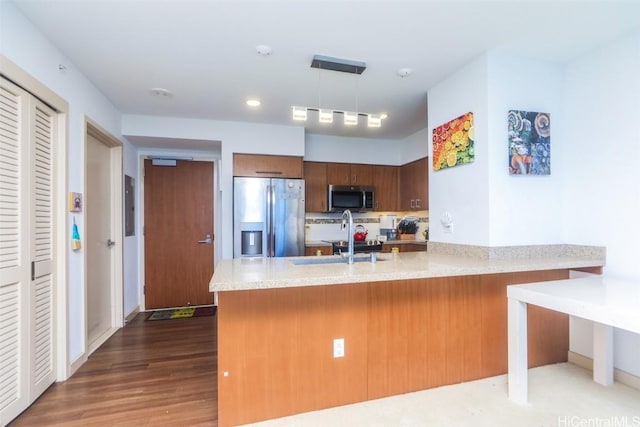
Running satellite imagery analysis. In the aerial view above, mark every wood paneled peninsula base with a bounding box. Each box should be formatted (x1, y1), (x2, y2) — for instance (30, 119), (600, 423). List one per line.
(210, 244), (605, 427)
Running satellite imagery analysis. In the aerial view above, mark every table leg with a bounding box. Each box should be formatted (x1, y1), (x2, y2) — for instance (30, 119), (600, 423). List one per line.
(508, 298), (528, 404)
(593, 322), (614, 386)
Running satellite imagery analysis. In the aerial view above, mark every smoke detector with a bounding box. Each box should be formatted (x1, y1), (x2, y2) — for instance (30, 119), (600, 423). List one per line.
(150, 88), (173, 98)
(397, 68), (413, 78)
(256, 45), (272, 56)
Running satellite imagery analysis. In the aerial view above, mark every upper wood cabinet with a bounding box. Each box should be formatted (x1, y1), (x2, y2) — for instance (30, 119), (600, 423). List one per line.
(303, 161), (328, 212)
(304, 161), (399, 212)
(327, 163), (372, 186)
(399, 157), (429, 211)
(233, 153), (303, 178)
(372, 165), (398, 211)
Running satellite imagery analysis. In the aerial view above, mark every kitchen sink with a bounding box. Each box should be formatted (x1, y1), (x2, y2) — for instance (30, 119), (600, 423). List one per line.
(291, 256), (383, 266)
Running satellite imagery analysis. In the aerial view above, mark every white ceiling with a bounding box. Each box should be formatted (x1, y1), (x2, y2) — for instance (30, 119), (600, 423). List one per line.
(12, 0), (640, 145)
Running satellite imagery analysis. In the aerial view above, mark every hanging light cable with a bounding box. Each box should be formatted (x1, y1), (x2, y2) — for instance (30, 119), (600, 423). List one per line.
(344, 72), (358, 126)
(317, 65), (333, 124)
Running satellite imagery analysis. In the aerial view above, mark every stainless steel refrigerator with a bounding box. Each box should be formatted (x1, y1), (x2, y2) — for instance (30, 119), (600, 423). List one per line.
(233, 177), (305, 258)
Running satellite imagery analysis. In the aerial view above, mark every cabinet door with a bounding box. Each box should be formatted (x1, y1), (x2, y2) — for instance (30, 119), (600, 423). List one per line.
(350, 164), (372, 186)
(414, 157), (428, 210)
(398, 162), (414, 210)
(305, 246), (333, 256)
(304, 162), (328, 212)
(399, 157), (428, 210)
(233, 153), (303, 178)
(327, 163), (351, 185)
(372, 165), (398, 211)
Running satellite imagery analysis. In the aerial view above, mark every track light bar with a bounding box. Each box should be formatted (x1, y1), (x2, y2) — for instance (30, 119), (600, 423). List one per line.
(291, 107), (386, 127)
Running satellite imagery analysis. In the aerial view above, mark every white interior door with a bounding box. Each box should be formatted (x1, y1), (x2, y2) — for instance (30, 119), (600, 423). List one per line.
(86, 133), (112, 349)
(0, 76), (56, 424)
(85, 126), (122, 354)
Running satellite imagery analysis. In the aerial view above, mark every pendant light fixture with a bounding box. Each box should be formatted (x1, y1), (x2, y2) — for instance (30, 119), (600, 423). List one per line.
(291, 55), (386, 128)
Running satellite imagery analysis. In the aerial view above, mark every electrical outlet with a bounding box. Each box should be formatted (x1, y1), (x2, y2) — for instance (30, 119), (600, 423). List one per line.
(333, 338), (345, 358)
(441, 211), (454, 233)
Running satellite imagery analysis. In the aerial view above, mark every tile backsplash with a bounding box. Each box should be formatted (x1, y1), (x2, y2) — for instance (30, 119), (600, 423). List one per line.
(305, 210), (429, 242)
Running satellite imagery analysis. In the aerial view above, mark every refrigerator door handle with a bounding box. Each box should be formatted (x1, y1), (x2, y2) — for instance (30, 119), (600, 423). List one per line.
(265, 184), (274, 257)
(269, 184), (276, 257)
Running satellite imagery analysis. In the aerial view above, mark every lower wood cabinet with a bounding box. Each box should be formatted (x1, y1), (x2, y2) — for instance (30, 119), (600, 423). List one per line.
(216, 269), (570, 427)
(381, 242), (427, 253)
(304, 245), (333, 256)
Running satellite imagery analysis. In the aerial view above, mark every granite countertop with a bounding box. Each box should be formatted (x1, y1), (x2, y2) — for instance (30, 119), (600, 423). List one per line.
(210, 244), (605, 292)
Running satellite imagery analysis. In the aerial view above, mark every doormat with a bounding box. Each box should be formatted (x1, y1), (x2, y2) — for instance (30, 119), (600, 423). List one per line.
(146, 306), (216, 321)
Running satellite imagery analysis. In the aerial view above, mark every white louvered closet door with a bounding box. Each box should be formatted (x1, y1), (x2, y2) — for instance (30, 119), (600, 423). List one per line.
(0, 76), (56, 425)
(29, 94), (56, 400)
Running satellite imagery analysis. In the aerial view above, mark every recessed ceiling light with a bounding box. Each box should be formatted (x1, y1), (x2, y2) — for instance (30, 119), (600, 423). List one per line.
(380, 113), (388, 119)
(246, 99), (261, 107)
(255, 45), (272, 56)
(150, 87), (172, 98)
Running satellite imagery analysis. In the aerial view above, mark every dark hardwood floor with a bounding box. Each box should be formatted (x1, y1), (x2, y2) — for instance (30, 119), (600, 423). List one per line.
(10, 312), (217, 426)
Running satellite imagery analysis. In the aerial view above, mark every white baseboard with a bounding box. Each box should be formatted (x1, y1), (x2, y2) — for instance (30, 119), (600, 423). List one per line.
(87, 327), (119, 357)
(125, 306), (140, 323)
(68, 354), (88, 378)
(568, 351), (640, 391)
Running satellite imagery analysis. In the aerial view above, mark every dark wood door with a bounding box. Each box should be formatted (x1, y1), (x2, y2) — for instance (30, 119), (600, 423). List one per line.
(144, 159), (214, 309)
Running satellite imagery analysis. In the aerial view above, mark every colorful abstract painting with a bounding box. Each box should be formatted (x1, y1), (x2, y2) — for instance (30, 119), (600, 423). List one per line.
(508, 110), (550, 175)
(432, 112), (474, 171)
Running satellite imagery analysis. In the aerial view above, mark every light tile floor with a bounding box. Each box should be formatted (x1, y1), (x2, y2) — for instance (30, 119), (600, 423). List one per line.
(243, 363), (640, 427)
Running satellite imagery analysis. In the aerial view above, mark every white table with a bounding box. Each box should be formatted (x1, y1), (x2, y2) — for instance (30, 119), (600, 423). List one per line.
(507, 276), (640, 404)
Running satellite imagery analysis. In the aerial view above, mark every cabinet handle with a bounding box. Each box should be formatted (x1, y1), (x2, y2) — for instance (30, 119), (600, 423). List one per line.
(345, 175), (349, 184)
(352, 174), (357, 183)
(256, 171), (283, 175)
(375, 201), (379, 209)
(410, 199), (415, 209)
(416, 198), (420, 208)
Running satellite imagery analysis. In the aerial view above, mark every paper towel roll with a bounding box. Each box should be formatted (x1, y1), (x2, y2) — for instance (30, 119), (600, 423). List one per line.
(379, 214), (397, 230)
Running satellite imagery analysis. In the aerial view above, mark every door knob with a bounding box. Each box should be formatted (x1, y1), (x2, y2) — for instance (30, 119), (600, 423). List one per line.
(198, 234), (212, 244)
(106, 239), (116, 247)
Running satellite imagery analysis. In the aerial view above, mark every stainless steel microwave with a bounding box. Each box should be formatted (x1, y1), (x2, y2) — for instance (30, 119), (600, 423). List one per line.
(327, 185), (375, 212)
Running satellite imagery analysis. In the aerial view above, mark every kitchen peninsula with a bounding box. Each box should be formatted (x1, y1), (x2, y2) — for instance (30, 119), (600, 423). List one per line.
(210, 244), (605, 427)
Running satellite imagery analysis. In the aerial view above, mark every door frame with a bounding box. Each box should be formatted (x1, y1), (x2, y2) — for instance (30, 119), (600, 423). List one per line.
(83, 118), (123, 356)
(138, 152), (219, 311)
(0, 55), (70, 380)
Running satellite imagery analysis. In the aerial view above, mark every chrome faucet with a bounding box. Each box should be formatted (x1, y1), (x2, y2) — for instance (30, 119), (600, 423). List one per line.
(341, 209), (354, 264)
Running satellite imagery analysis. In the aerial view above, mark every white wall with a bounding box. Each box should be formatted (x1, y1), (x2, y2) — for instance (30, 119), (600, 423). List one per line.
(486, 52), (565, 246)
(0, 2), (137, 364)
(304, 131), (428, 166)
(399, 128), (429, 165)
(122, 139), (139, 319)
(428, 53), (567, 247)
(305, 134), (402, 165)
(563, 33), (640, 376)
(121, 114), (305, 260)
(427, 54), (491, 245)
